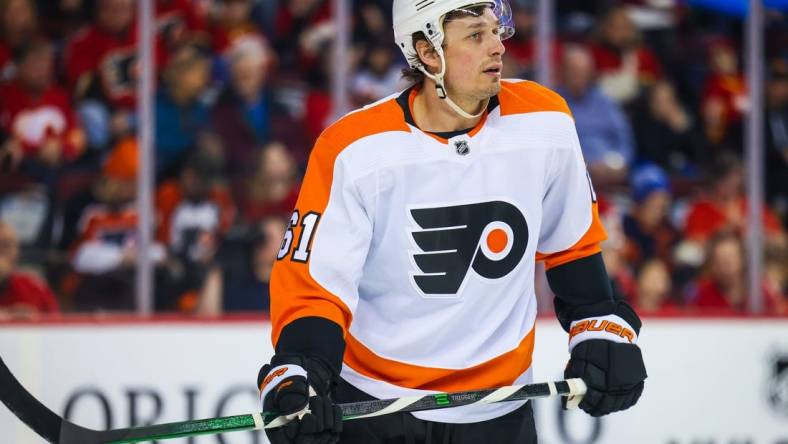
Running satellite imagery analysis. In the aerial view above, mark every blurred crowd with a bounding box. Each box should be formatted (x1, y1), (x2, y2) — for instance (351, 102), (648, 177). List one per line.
(0, 0), (785, 319)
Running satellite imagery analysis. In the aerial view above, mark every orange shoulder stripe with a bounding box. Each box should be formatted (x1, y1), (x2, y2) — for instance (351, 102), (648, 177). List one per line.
(343, 328), (536, 393)
(270, 99), (410, 347)
(498, 80), (572, 117)
(536, 201), (607, 270)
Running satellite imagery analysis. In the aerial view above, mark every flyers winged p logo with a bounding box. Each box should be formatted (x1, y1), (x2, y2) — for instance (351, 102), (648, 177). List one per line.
(408, 200), (528, 296)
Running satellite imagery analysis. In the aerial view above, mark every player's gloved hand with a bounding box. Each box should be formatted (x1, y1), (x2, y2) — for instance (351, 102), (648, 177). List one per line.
(258, 354), (342, 444)
(564, 339), (646, 416)
(562, 311), (647, 417)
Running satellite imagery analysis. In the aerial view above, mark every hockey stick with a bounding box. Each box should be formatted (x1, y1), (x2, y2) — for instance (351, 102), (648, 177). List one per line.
(1, 356), (586, 443)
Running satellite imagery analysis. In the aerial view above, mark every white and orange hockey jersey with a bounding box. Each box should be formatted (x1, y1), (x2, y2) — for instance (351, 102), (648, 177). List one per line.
(270, 79), (606, 423)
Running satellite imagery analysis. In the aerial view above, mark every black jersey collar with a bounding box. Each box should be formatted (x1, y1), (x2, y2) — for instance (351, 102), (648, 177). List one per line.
(395, 84), (500, 140)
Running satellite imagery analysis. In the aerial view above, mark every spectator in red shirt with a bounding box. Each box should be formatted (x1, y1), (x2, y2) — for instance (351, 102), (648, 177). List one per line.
(65, 0), (137, 108)
(239, 141), (299, 225)
(0, 0), (39, 82)
(683, 155), (784, 246)
(687, 231), (787, 314)
(0, 38), (86, 183)
(65, 0), (137, 151)
(687, 231), (747, 312)
(156, 0), (209, 58)
(635, 259), (680, 314)
(700, 38), (747, 151)
(0, 220), (59, 320)
(591, 6), (663, 106)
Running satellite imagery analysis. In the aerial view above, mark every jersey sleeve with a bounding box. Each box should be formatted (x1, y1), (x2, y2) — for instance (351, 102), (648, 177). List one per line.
(536, 120), (607, 269)
(269, 132), (373, 347)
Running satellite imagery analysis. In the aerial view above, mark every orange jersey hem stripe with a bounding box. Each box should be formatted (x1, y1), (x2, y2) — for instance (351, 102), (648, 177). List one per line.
(343, 327), (536, 393)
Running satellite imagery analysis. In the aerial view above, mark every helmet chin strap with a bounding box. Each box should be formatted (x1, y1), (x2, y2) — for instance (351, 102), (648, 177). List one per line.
(416, 47), (487, 120)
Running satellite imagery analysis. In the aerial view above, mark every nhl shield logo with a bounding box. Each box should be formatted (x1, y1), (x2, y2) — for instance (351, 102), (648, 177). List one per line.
(767, 353), (788, 417)
(454, 140), (470, 156)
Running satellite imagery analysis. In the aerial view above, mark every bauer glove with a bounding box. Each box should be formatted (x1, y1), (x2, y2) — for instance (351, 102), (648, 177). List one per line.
(258, 354), (342, 444)
(563, 304), (647, 417)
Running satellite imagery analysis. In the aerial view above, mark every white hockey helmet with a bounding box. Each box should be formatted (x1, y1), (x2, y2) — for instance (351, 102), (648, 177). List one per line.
(392, 0), (515, 118)
(393, 0), (514, 69)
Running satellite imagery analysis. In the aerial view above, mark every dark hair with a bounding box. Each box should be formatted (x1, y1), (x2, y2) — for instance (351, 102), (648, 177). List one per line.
(400, 4), (490, 84)
(401, 32), (429, 84)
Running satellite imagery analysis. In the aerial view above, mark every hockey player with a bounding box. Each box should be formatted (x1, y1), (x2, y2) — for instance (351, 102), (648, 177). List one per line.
(257, 1), (647, 442)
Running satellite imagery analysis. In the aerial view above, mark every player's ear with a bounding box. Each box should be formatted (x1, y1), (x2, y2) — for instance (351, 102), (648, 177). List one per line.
(415, 39), (441, 74)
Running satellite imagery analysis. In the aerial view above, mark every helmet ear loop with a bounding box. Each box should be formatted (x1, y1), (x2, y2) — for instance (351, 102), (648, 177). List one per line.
(427, 46), (486, 120)
(415, 22), (485, 120)
(434, 47), (449, 99)
(416, 46), (448, 99)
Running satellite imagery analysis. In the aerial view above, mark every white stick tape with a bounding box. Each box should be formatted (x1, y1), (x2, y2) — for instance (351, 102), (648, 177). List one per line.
(479, 385), (522, 404)
(251, 412), (264, 430)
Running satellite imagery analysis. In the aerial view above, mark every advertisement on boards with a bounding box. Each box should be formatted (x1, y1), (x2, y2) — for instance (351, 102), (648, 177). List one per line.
(1, 319), (787, 443)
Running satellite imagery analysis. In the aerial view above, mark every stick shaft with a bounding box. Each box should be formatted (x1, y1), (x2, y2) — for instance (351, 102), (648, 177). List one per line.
(107, 379), (584, 442)
(335, 380), (573, 420)
(1, 353), (583, 444)
(103, 415), (258, 443)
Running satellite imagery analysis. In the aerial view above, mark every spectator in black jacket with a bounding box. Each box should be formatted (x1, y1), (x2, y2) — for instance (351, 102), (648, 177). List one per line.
(633, 81), (704, 179)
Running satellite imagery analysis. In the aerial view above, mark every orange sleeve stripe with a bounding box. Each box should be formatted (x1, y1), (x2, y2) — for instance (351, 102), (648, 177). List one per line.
(269, 99), (410, 347)
(343, 328), (536, 393)
(536, 202), (607, 270)
(270, 288), (353, 346)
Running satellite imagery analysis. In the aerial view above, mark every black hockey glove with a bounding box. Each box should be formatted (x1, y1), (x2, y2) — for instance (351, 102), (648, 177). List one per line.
(564, 339), (646, 417)
(258, 354), (342, 444)
(562, 303), (647, 417)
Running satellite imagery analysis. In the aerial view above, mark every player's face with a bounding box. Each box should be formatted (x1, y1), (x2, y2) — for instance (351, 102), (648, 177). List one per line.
(442, 8), (506, 102)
